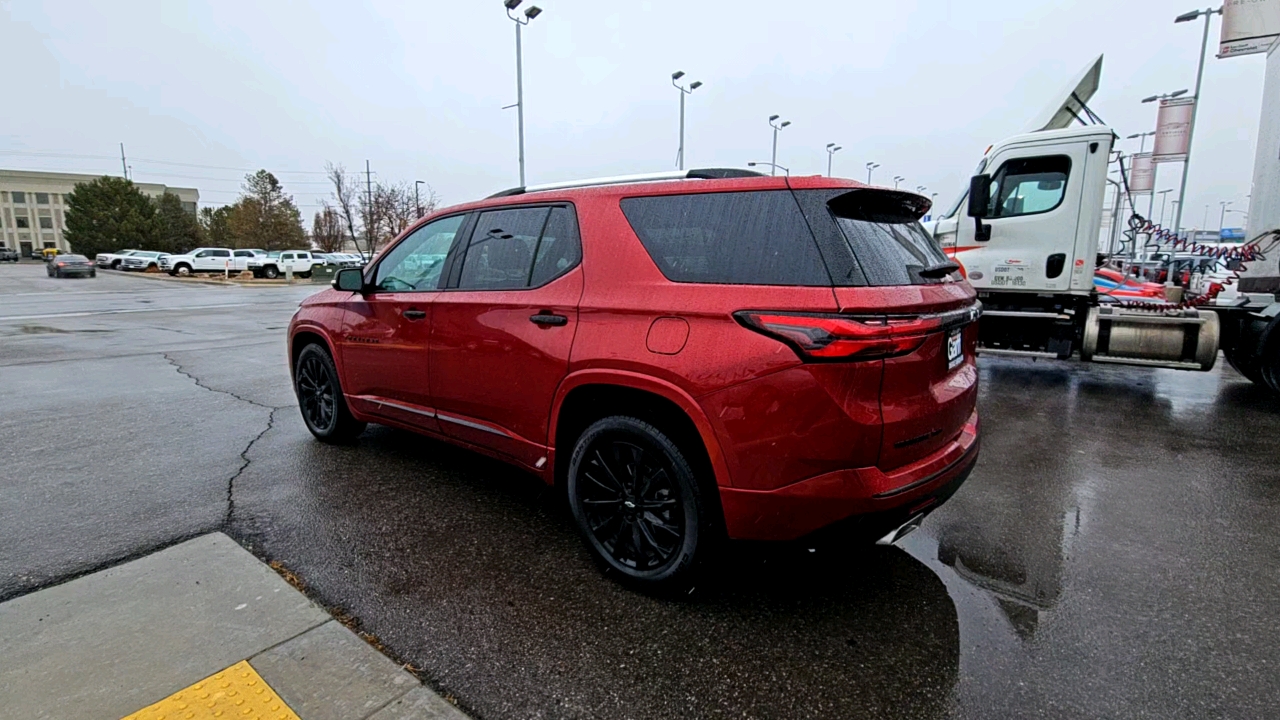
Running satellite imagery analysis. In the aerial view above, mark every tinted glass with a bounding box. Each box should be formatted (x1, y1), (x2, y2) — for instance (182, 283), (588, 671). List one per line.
(619, 191), (830, 286)
(792, 189), (952, 286)
(458, 207), (549, 290)
(987, 155), (1070, 218)
(11, 192), (24, 204)
(529, 207), (582, 286)
(35, 193), (49, 204)
(61, 255), (88, 261)
(212, 250), (231, 258)
(373, 214), (464, 291)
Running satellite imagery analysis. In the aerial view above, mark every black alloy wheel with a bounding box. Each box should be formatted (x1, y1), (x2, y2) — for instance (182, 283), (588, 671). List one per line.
(567, 416), (709, 589)
(294, 344), (366, 442)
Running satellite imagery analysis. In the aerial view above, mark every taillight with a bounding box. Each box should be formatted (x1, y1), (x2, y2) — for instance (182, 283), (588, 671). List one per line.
(735, 311), (943, 361)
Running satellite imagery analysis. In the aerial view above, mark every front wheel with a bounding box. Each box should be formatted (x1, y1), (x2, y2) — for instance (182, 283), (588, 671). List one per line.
(566, 416), (712, 591)
(294, 343), (366, 443)
(174, 264), (192, 277)
(263, 265), (280, 279)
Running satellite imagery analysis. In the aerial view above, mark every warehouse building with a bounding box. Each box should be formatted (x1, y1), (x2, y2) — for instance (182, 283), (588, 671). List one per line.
(0, 169), (199, 257)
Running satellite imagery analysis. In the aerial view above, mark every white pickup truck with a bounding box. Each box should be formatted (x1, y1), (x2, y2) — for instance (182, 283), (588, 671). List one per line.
(247, 250), (320, 279)
(159, 248), (268, 276)
(96, 250), (138, 269)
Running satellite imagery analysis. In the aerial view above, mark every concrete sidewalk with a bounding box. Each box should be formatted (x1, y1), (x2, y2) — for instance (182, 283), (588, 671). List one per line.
(0, 533), (468, 720)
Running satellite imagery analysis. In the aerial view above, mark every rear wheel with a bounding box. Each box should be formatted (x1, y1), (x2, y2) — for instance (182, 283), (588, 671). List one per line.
(298, 271), (312, 279)
(567, 416), (710, 591)
(294, 343), (366, 443)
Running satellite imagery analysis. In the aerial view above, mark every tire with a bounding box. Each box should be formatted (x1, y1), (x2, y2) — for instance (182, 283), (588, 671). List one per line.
(110, 260), (121, 269)
(294, 343), (366, 443)
(298, 271), (312, 279)
(566, 416), (713, 591)
(90, 271), (96, 278)
(263, 265), (280, 279)
(174, 264), (192, 277)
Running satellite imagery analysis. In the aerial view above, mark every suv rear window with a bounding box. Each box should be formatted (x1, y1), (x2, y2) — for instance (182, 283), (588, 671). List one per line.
(619, 191), (830, 286)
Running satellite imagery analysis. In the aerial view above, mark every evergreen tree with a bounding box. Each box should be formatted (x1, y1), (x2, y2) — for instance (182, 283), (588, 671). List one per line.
(62, 176), (157, 258)
(153, 192), (203, 253)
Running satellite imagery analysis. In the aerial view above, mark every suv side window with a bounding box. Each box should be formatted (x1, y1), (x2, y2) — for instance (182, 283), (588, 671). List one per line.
(373, 214), (465, 292)
(620, 191), (830, 286)
(529, 207), (582, 287)
(986, 155), (1071, 218)
(212, 249), (231, 258)
(457, 207), (549, 290)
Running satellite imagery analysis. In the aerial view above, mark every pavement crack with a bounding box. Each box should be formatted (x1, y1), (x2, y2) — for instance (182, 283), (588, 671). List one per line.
(163, 352), (280, 410)
(224, 407), (277, 528)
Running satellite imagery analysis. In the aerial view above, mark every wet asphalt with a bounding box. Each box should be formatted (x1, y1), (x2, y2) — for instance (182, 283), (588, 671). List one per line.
(2, 260), (1278, 719)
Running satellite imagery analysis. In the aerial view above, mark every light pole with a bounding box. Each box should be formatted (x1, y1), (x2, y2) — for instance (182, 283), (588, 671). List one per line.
(916, 185), (927, 195)
(747, 161), (789, 176)
(1157, 189), (1173, 226)
(1219, 200), (1231, 231)
(1170, 6), (1223, 242)
(893, 175), (905, 189)
(672, 71), (702, 170)
(865, 162), (880, 184)
(504, 0), (542, 187)
(414, 180), (425, 218)
(825, 143), (842, 177)
(768, 116), (790, 176)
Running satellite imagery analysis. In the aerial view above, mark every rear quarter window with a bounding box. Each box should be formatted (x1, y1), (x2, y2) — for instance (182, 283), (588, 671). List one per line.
(795, 189), (954, 286)
(619, 190), (831, 286)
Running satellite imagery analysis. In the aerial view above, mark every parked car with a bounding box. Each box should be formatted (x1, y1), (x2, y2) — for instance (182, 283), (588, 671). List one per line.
(96, 250), (138, 269)
(160, 247), (242, 276)
(288, 169), (982, 590)
(120, 251), (170, 272)
(233, 249), (267, 264)
(47, 254), (96, 278)
(0, 247), (18, 262)
(248, 250), (320, 279)
(41, 248), (61, 262)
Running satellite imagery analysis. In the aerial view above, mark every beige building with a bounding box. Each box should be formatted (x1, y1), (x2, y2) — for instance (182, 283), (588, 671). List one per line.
(0, 169), (199, 257)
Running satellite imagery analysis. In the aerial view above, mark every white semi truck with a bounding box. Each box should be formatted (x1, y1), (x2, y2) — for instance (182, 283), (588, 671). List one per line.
(925, 56), (1280, 392)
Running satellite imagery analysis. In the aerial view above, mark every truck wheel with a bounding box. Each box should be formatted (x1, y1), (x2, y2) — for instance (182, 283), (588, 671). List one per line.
(1224, 345), (1265, 386)
(174, 264), (192, 277)
(298, 271), (312, 279)
(263, 265), (280, 279)
(294, 343), (366, 443)
(566, 416), (714, 593)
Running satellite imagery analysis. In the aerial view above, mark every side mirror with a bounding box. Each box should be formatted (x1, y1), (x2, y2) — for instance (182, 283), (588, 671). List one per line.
(333, 267), (365, 293)
(967, 174), (991, 218)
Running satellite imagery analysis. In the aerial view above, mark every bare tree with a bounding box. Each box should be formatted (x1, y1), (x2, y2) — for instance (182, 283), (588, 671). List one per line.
(325, 162), (363, 256)
(311, 203), (346, 253)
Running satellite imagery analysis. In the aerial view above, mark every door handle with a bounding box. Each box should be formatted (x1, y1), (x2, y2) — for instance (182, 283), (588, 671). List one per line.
(530, 313), (568, 327)
(402, 308), (427, 320)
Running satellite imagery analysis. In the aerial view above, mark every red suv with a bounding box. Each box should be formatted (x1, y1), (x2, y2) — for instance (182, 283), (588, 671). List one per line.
(289, 169), (980, 589)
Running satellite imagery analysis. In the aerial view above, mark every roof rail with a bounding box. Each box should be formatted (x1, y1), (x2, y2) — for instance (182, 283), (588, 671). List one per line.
(486, 167), (763, 198)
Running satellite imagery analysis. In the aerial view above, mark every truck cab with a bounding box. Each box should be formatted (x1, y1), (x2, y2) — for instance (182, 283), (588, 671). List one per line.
(931, 126), (1114, 297)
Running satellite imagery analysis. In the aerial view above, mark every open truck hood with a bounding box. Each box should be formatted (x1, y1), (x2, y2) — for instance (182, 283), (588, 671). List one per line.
(1024, 54), (1105, 133)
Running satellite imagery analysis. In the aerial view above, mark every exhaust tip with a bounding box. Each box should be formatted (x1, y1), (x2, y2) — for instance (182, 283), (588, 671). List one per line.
(876, 513), (925, 546)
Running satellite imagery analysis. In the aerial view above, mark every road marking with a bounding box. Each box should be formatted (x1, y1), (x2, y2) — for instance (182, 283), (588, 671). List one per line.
(121, 660), (300, 720)
(0, 302), (268, 321)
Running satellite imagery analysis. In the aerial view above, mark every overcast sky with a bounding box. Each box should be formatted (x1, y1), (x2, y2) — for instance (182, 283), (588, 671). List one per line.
(0, 0), (1269, 230)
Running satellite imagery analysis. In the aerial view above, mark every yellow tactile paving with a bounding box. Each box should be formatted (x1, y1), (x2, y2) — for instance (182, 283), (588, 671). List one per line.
(121, 660), (299, 720)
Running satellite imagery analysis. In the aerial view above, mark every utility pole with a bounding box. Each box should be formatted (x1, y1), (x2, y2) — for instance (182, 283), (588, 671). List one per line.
(506, 1), (543, 187)
(1170, 7), (1222, 240)
(768, 116), (790, 176)
(365, 160), (374, 257)
(671, 72), (702, 170)
(414, 180), (425, 218)
(120, 143), (128, 179)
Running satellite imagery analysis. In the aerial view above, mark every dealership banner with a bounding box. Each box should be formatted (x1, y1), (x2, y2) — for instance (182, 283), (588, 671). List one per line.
(1129, 153), (1155, 193)
(1220, 0), (1280, 58)
(1152, 97), (1195, 163)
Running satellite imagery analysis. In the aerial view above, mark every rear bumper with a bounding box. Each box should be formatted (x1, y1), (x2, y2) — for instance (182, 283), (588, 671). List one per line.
(718, 410), (979, 541)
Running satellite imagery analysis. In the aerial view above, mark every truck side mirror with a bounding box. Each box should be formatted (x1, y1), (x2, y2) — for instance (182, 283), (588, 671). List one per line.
(967, 174), (993, 242)
(967, 174), (991, 218)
